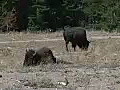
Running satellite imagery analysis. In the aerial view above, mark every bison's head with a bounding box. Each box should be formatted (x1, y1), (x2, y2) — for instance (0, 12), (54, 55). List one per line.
(81, 40), (90, 50)
(23, 48), (36, 66)
(84, 40), (90, 50)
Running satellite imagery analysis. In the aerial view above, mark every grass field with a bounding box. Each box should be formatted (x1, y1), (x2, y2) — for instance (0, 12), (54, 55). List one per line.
(0, 31), (120, 89)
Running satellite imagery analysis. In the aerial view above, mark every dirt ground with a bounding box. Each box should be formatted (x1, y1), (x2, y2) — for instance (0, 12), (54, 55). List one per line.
(0, 31), (120, 90)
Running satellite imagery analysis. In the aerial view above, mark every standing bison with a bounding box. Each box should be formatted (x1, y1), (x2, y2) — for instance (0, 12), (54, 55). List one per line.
(23, 47), (56, 66)
(63, 27), (90, 51)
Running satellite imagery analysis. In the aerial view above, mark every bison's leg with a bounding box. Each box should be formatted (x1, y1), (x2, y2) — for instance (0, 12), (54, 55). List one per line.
(65, 41), (69, 51)
(48, 50), (56, 63)
(72, 42), (77, 51)
(51, 53), (56, 63)
(77, 41), (82, 50)
(81, 43), (86, 50)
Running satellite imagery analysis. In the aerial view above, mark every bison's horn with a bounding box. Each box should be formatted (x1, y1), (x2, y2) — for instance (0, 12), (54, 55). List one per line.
(26, 48), (29, 52)
(26, 48), (34, 52)
(33, 51), (36, 56)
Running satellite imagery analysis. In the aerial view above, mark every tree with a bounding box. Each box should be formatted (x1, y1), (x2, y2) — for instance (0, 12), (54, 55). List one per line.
(0, 0), (18, 32)
(83, 0), (120, 31)
(15, 0), (31, 31)
(0, 0), (31, 32)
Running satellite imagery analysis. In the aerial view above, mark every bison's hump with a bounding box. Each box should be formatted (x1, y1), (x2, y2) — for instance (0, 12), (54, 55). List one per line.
(35, 47), (52, 55)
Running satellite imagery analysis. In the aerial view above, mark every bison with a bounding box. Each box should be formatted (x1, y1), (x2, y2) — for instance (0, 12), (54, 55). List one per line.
(63, 27), (90, 51)
(23, 47), (56, 66)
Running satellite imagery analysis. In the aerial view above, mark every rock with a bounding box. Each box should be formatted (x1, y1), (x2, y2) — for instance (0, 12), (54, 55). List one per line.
(57, 78), (69, 86)
(23, 81), (31, 86)
(0, 75), (2, 78)
(116, 81), (120, 84)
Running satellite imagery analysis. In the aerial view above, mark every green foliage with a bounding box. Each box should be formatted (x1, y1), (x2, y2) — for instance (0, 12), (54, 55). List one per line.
(0, 0), (120, 32)
(0, 0), (18, 31)
(83, 0), (120, 32)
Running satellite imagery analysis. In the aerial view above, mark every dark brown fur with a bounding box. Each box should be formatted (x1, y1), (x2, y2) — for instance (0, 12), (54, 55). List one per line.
(63, 27), (90, 51)
(23, 47), (56, 66)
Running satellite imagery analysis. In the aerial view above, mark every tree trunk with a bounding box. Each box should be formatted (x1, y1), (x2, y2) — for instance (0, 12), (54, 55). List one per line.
(15, 0), (30, 31)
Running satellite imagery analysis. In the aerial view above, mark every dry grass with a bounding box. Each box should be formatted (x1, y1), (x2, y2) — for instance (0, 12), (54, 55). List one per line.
(0, 31), (120, 72)
(75, 38), (120, 67)
(0, 31), (120, 89)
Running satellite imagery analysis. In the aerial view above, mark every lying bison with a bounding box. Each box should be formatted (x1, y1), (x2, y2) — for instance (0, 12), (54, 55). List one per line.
(23, 47), (56, 66)
(63, 27), (90, 51)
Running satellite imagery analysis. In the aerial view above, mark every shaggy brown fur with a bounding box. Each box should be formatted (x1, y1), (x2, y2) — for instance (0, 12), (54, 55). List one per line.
(23, 47), (56, 66)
